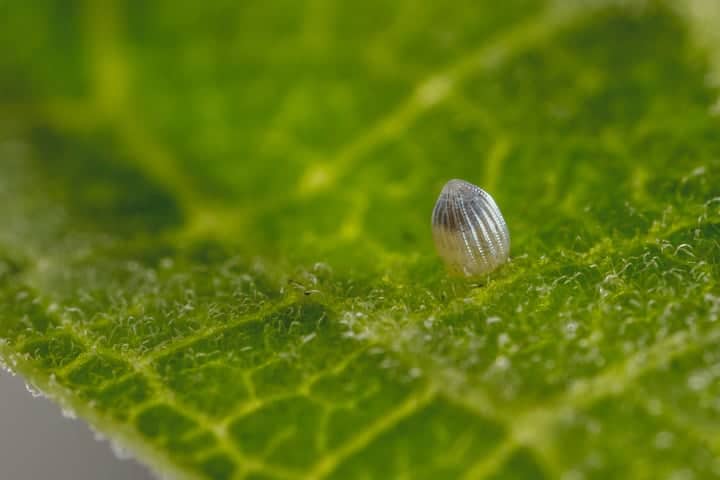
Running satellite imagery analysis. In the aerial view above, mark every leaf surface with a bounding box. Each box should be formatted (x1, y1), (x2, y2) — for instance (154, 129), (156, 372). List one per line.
(1, 1), (720, 479)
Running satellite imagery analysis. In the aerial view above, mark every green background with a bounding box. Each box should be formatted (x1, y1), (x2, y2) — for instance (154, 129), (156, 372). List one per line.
(1, 0), (720, 478)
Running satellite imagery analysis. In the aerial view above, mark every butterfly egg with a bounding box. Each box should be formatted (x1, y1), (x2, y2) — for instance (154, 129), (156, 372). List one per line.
(431, 179), (510, 277)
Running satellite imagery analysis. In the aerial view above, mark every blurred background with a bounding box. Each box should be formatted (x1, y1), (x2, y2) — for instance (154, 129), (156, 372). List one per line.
(0, 372), (153, 480)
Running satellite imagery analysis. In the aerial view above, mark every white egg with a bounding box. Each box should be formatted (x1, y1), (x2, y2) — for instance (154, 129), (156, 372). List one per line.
(431, 179), (510, 276)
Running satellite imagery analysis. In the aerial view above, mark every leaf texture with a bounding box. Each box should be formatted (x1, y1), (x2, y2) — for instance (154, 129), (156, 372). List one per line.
(1, 1), (720, 479)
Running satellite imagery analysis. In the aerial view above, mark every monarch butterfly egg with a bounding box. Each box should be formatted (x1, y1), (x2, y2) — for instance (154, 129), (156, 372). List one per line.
(432, 179), (510, 277)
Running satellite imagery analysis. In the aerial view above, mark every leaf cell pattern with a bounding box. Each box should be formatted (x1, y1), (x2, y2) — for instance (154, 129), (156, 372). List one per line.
(1, 1), (720, 479)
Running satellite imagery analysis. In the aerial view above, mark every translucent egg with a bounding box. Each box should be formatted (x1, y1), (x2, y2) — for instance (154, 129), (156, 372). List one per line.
(432, 179), (510, 276)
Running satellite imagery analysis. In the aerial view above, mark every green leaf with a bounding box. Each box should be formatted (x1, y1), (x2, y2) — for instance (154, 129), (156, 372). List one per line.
(1, 1), (720, 479)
